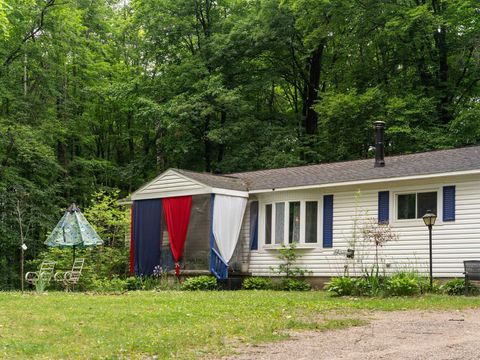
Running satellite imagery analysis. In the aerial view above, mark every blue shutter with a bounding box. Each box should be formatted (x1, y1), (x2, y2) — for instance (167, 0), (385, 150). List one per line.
(378, 191), (390, 224)
(249, 201), (259, 250)
(323, 195), (333, 248)
(443, 186), (456, 221)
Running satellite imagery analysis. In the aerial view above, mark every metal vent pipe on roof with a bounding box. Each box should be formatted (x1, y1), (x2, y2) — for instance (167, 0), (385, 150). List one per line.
(374, 121), (385, 168)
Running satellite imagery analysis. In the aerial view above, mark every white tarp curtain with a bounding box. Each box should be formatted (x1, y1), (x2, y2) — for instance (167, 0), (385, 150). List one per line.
(212, 194), (247, 264)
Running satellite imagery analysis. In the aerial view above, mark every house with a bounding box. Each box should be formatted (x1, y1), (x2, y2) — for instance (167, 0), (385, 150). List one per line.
(130, 122), (480, 282)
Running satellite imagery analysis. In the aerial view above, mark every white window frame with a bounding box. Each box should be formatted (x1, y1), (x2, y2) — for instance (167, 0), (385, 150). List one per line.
(393, 188), (442, 225)
(261, 197), (322, 249)
(264, 203), (273, 245)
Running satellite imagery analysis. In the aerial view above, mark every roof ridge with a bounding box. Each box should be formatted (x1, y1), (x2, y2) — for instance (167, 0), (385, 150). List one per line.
(227, 144), (480, 176)
(175, 168), (244, 181)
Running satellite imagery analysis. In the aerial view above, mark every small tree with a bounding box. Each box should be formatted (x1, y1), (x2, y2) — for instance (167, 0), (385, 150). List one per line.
(362, 219), (399, 278)
(273, 243), (310, 278)
(83, 189), (129, 248)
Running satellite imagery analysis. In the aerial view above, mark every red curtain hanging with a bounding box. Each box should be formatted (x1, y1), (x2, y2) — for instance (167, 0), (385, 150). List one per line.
(163, 196), (192, 276)
(129, 205), (135, 275)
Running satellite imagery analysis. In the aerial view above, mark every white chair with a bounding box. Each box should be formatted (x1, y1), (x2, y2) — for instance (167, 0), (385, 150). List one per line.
(25, 261), (56, 286)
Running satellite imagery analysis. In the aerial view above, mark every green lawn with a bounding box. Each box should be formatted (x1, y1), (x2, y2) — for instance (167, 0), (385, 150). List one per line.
(1, 291), (480, 359)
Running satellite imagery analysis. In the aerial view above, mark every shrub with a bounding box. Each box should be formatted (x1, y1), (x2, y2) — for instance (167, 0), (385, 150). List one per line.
(242, 277), (273, 290)
(91, 276), (129, 292)
(442, 278), (464, 295)
(181, 276), (218, 291)
(384, 272), (420, 296)
(83, 189), (129, 248)
(26, 247), (130, 291)
(327, 272), (434, 297)
(325, 277), (356, 296)
(354, 276), (383, 297)
(273, 244), (311, 277)
(441, 278), (478, 295)
(281, 278), (311, 291)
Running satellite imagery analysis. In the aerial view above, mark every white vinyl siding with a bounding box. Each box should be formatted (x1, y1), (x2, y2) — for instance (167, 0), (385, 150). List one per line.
(132, 169), (249, 200)
(132, 170), (208, 200)
(238, 174), (480, 278)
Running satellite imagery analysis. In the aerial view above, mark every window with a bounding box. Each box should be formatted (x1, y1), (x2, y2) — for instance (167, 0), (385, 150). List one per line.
(289, 202), (300, 243)
(305, 201), (318, 243)
(397, 191), (437, 220)
(275, 202), (285, 244)
(263, 199), (323, 246)
(265, 204), (272, 244)
(397, 194), (415, 219)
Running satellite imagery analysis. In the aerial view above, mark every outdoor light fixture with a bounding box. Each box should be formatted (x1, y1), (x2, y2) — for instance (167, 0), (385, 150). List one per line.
(422, 211), (437, 227)
(423, 210), (437, 287)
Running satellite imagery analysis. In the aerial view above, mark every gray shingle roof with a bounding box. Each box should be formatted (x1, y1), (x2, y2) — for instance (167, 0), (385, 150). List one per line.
(174, 169), (248, 191)
(229, 145), (480, 191)
(172, 146), (480, 192)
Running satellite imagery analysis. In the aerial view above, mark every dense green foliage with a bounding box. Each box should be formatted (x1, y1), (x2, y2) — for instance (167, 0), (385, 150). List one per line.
(0, 0), (479, 289)
(280, 277), (312, 291)
(181, 275), (218, 290)
(242, 276), (274, 290)
(25, 246), (130, 291)
(441, 278), (479, 295)
(325, 272), (438, 297)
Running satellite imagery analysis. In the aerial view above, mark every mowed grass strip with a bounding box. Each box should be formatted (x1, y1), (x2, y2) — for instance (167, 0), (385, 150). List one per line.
(1, 291), (480, 359)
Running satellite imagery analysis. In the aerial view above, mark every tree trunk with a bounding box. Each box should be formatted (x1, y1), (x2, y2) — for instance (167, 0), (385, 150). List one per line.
(432, 0), (451, 124)
(155, 119), (164, 172)
(127, 111), (135, 161)
(304, 42), (325, 135)
(435, 25), (451, 124)
(204, 115), (212, 172)
(216, 110), (226, 167)
(23, 54), (27, 97)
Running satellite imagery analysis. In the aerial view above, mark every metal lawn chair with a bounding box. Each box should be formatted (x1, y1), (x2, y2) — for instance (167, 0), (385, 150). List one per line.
(54, 258), (85, 291)
(464, 260), (480, 294)
(25, 261), (56, 286)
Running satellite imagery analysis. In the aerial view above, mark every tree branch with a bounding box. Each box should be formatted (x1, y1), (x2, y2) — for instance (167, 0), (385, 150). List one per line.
(2, 0), (58, 68)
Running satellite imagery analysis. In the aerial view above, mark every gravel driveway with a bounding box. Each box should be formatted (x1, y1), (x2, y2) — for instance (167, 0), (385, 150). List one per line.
(221, 309), (480, 360)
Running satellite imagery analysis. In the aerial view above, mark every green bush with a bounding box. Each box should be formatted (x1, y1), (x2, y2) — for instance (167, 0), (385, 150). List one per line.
(280, 278), (311, 291)
(355, 276), (384, 297)
(384, 272), (421, 296)
(26, 247), (129, 291)
(326, 272), (435, 297)
(91, 276), (128, 292)
(441, 278), (478, 295)
(325, 277), (356, 296)
(181, 276), (218, 291)
(242, 277), (273, 290)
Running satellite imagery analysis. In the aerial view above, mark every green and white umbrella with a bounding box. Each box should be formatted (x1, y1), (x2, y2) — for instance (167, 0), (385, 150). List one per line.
(45, 204), (103, 262)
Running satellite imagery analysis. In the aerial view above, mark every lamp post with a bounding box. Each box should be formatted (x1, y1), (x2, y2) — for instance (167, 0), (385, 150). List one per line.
(422, 210), (437, 288)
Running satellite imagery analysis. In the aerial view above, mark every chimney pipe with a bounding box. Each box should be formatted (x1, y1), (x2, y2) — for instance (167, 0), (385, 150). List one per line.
(374, 121), (385, 168)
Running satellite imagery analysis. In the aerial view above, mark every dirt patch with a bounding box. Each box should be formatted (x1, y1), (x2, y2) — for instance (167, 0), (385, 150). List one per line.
(221, 309), (480, 360)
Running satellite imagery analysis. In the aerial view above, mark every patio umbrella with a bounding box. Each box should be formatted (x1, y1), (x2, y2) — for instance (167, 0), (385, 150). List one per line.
(45, 203), (103, 262)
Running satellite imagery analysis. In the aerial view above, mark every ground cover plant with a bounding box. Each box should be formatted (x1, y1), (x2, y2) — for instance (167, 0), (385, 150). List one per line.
(441, 278), (479, 296)
(1, 291), (480, 359)
(325, 272), (440, 297)
(242, 277), (273, 290)
(181, 276), (218, 291)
